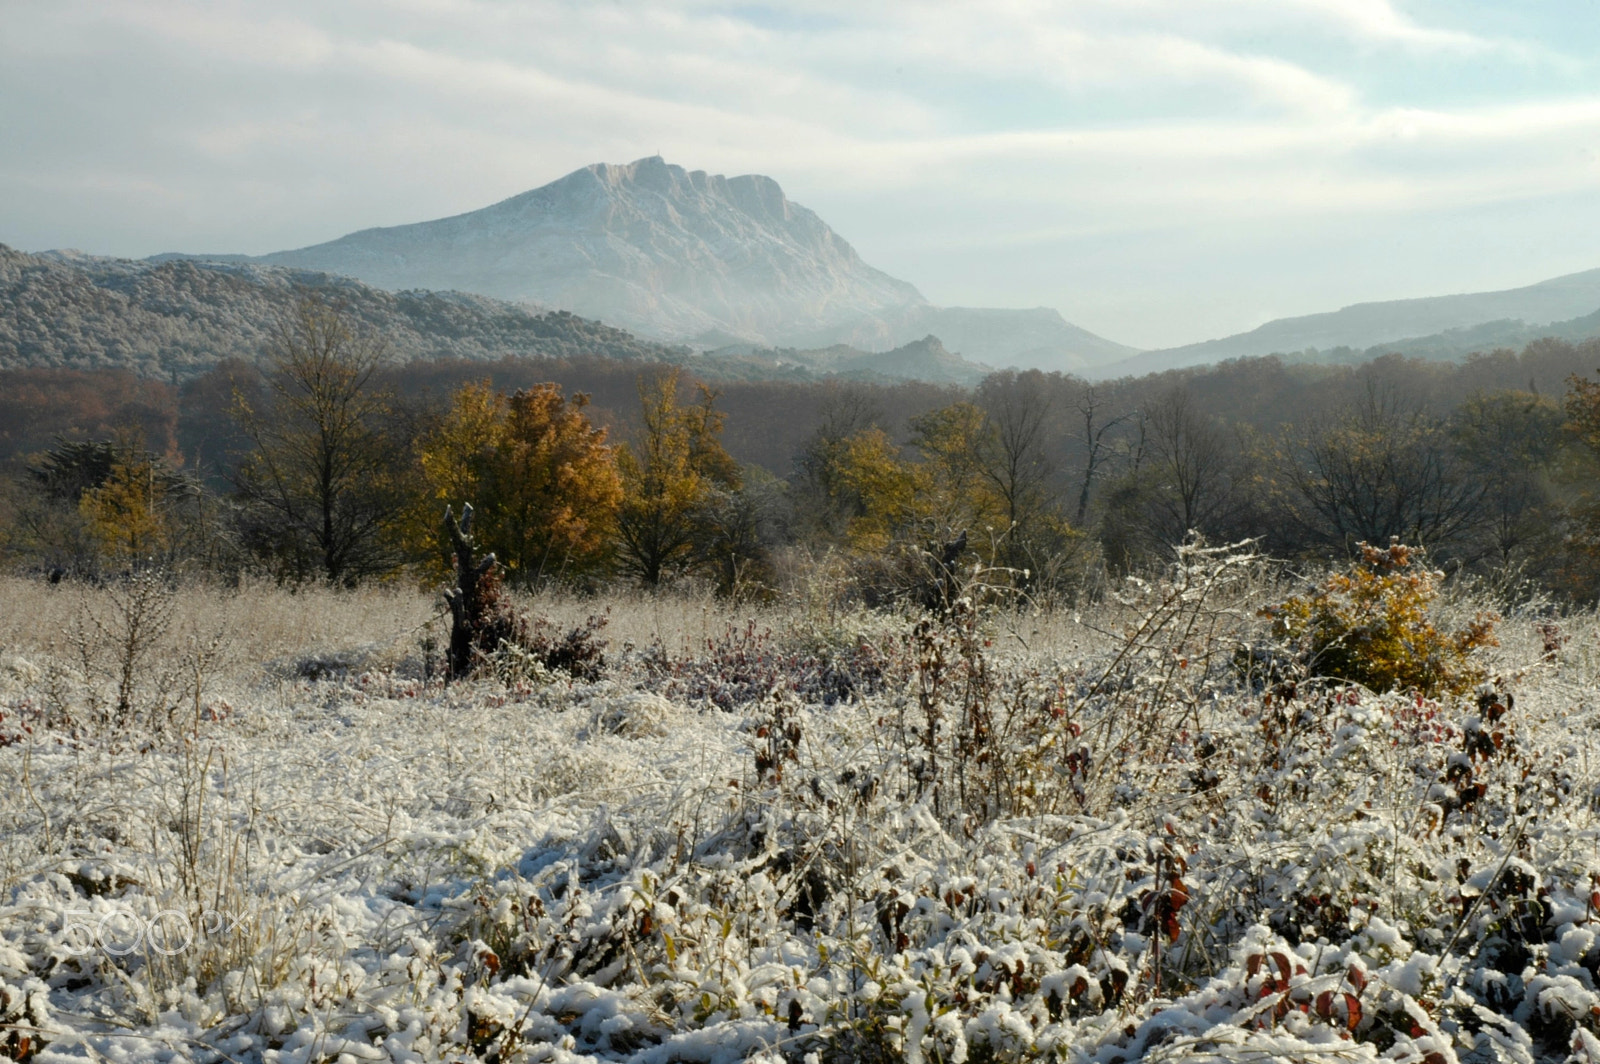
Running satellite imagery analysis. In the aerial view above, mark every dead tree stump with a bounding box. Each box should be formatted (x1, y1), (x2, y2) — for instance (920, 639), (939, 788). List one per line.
(441, 504), (524, 679)
(921, 529), (969, 613)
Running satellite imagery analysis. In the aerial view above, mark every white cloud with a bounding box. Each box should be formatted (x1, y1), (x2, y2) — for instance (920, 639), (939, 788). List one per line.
(1284, 0), (1487, 50)
(2, 0), (1596, 346)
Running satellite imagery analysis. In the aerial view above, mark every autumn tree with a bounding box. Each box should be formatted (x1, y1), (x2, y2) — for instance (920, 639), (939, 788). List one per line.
(790, 388), (1092, 595)
(80, 453), (174, 564)
(908, 401), (1001, 536)
(232, 295), (404, 585)
(614, 370), (741, 587)
(416, 381), (622, 584)
(5, 435), (215, 576)
(10, 438), (130, 576)
(830, 427), (926, 551)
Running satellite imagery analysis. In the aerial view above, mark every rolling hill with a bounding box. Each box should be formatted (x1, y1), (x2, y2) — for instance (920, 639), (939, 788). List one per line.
(1098, 267), (1600, 377)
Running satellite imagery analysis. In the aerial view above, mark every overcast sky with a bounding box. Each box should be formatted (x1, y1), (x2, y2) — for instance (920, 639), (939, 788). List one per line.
(4, 1), (1600, 349)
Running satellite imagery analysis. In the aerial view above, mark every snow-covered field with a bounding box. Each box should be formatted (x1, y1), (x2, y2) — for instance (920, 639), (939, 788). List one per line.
(2, 556), (1599, 1064)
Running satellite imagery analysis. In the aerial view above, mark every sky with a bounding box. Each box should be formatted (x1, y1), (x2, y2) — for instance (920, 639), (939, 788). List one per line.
(4, 0), (1600, 350)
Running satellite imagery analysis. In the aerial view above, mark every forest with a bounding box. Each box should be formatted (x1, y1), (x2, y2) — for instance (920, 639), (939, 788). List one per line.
(5, 294), (1600, 603)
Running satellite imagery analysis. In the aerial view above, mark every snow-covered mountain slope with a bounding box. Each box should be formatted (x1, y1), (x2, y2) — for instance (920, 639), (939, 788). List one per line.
(255, 157), (917, 346)
(241, 157), (1134, 374)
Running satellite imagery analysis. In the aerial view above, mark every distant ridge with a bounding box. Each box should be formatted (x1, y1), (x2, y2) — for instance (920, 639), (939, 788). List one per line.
(799, 305), (1134, 374)
(186, 157), (1133, 375)
(1096, 267), (1600, 378)
(705, 334), (992, 385)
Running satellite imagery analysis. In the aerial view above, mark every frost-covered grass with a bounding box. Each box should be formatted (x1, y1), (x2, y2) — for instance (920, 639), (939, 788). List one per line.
(2, 556), (1600, 1064)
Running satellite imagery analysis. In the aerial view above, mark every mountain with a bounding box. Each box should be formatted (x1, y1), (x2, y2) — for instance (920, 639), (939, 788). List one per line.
(228, 157), (1131, 374)
(252, 157), (918, 345)
(0, 243), (688, 378)
(1096, 267), (1600, 378)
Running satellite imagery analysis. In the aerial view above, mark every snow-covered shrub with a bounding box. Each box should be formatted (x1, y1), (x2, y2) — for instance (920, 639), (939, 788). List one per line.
(585, 691), (683, 739)
(640, 616), (891, 711)
(1265, 541), (1499, 696)
(0, 970), (51, 1062)
(521, 610), (610, 682)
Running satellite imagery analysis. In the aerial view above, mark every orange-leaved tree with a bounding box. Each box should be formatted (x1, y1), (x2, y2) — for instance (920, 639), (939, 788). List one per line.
(416, 381), (620, 584)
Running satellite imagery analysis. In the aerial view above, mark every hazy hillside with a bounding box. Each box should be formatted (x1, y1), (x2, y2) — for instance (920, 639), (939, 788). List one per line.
(1101, 265), (1600, 376)
(0, 244), (1008, 387)
(704, 334), (991, 385)
(1264, 305), (1600, 367)
(798, 304), (1135, 375)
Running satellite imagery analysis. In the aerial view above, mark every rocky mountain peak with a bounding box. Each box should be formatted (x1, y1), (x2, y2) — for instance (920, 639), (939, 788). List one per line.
(255, 157), (922, 346)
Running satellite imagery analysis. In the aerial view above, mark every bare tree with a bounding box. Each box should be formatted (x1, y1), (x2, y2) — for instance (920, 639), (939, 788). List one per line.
(1071, 384), (1134, 526)
(976, 371), (1057, 547)
(1283, 381), (1486, 555)
(1144, 387), (1232, 543)
(232, 295), (402, 585)
(1450, 391), (1563, 569)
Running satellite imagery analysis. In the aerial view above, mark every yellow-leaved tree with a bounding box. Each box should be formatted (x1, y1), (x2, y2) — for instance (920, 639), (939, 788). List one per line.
(832, 428), (926, 552)
(416, 381), (621, 584)
(79, 455), (171, 564)
(797, 402), (1011, 555)
(614, 370), (740, 586)
(909, 401), (1005, 542)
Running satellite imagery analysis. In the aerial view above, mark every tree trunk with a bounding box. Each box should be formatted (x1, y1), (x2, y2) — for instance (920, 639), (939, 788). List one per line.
(442, 504), (500, 679)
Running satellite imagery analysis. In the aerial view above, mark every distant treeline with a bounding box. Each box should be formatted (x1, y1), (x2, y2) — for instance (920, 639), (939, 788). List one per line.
(6, 298), (1600, 601)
